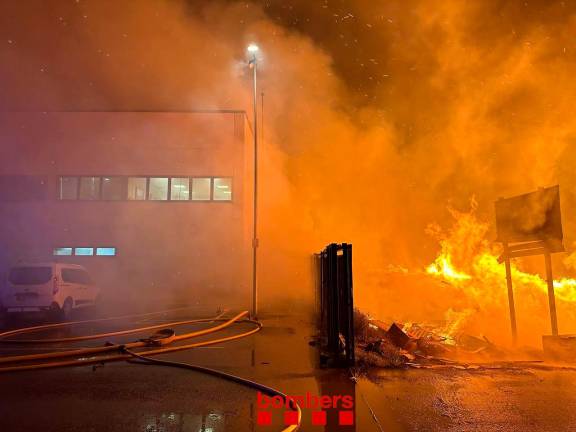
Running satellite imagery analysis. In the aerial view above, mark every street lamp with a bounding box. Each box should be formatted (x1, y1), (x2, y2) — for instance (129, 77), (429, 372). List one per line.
(248, 43), (259, 319)
(247, 43), (259, 54)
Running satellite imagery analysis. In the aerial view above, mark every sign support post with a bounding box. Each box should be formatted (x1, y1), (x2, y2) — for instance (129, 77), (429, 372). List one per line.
(544, 251), (559, 336)
(503, 242), (518, 344)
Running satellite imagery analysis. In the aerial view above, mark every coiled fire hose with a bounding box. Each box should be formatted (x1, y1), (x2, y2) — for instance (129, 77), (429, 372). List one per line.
(0, 308), (301, 431)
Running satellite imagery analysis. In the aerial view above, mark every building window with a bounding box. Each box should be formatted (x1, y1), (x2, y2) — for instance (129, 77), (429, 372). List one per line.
(96, 247), (116, 256)
(74, 247), (94, 256)
(53, 247), (73, 256)
(54, 247), (116, 257)
(191, 178), (211, 201)
(170, 177), (190, 200)
(128, 177), (147, 200)
(79, 177), (101, 200)
(102, 177), (124, 200)
(149, 177), (168, 200)
(59, 177), (78, 200)
(57, 175), (233, 202)
(213, 177), (232, 201)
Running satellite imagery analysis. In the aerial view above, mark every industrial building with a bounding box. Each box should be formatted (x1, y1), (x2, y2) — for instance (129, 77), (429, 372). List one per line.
(0, 110), (253, 307)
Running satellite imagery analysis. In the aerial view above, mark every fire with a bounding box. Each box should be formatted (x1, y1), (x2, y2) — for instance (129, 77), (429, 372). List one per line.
(363, 205), (576, 348)
(426, 209), (576, 303)
(421, 204), (576, 343)
(426, 256), (471, 281)
(438, 308), (474, 344)
(553, 278), (576, 302)
(402, 308), (474, 346)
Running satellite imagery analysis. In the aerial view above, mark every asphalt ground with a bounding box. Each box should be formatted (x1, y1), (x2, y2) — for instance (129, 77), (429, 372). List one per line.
(1, 307), (576, 431)
(0, 307), (318, 432)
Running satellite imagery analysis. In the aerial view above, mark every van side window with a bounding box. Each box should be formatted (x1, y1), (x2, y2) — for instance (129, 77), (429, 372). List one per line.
(61, 269), (92, 285)
(77, 270), (92, 285)
(61, 269), (77, 283)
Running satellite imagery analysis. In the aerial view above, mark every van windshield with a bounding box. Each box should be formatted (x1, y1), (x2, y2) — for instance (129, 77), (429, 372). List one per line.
(9, 267), (52, 285)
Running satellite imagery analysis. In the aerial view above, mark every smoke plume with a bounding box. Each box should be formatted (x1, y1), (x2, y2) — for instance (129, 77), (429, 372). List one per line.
(2, 0), (576, 343)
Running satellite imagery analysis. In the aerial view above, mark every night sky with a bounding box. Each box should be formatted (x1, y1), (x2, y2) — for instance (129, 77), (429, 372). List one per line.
(222, 0), (575, 105)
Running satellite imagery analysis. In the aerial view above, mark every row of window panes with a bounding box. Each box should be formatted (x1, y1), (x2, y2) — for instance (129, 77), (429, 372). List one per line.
(54, 247), (116, 256)
(59, 177), (232, 201)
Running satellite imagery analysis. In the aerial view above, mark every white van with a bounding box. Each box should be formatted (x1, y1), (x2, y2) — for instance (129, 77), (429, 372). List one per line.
(2, 263), (99, 320)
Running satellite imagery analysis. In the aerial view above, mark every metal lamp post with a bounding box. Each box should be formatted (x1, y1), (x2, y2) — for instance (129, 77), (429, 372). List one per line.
(247, 44), (259, 319)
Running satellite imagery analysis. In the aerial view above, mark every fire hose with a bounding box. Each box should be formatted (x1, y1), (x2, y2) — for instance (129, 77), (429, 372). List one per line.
(125, 349), (301, 432)
(0, 305), (201, 342)
(0, 312), (245, 365)
(0, 308), (301, 432)
(0, 308), (229, 344)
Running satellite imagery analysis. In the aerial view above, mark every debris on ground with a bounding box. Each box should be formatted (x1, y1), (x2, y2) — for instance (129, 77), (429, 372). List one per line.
(353, 309), (516, 371)
(386, 323), (412, 349)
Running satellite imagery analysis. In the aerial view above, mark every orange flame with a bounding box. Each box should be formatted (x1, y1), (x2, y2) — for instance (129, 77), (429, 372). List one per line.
(426, 210), (576, 303)
(421, 204), (576, 344)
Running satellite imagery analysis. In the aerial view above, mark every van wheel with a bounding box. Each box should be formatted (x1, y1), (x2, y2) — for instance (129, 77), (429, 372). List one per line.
(61, 298), (74, 321)
(93, 294), (103, 316)
(48, 302), (61, 322)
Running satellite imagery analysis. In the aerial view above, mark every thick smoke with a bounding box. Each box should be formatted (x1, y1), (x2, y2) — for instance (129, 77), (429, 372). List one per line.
(1, 0), (576, 341)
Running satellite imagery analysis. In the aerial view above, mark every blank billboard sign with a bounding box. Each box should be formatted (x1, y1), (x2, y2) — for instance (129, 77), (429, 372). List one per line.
(495, 185), (563, 245)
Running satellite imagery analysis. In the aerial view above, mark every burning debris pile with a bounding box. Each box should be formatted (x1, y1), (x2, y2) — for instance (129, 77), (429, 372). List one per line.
(345, 199), (576, 374)
(358, 205), (576, 351)
(354, 309), (510, 370)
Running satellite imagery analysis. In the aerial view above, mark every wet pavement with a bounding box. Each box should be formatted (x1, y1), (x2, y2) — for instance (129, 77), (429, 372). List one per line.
(357, 367), (576, 432)
(1, 307), (576, 431)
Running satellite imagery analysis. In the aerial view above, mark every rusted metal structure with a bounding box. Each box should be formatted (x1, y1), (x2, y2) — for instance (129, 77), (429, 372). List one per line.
(495, 185), (564, 342)
(316, 243), (355, 367)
